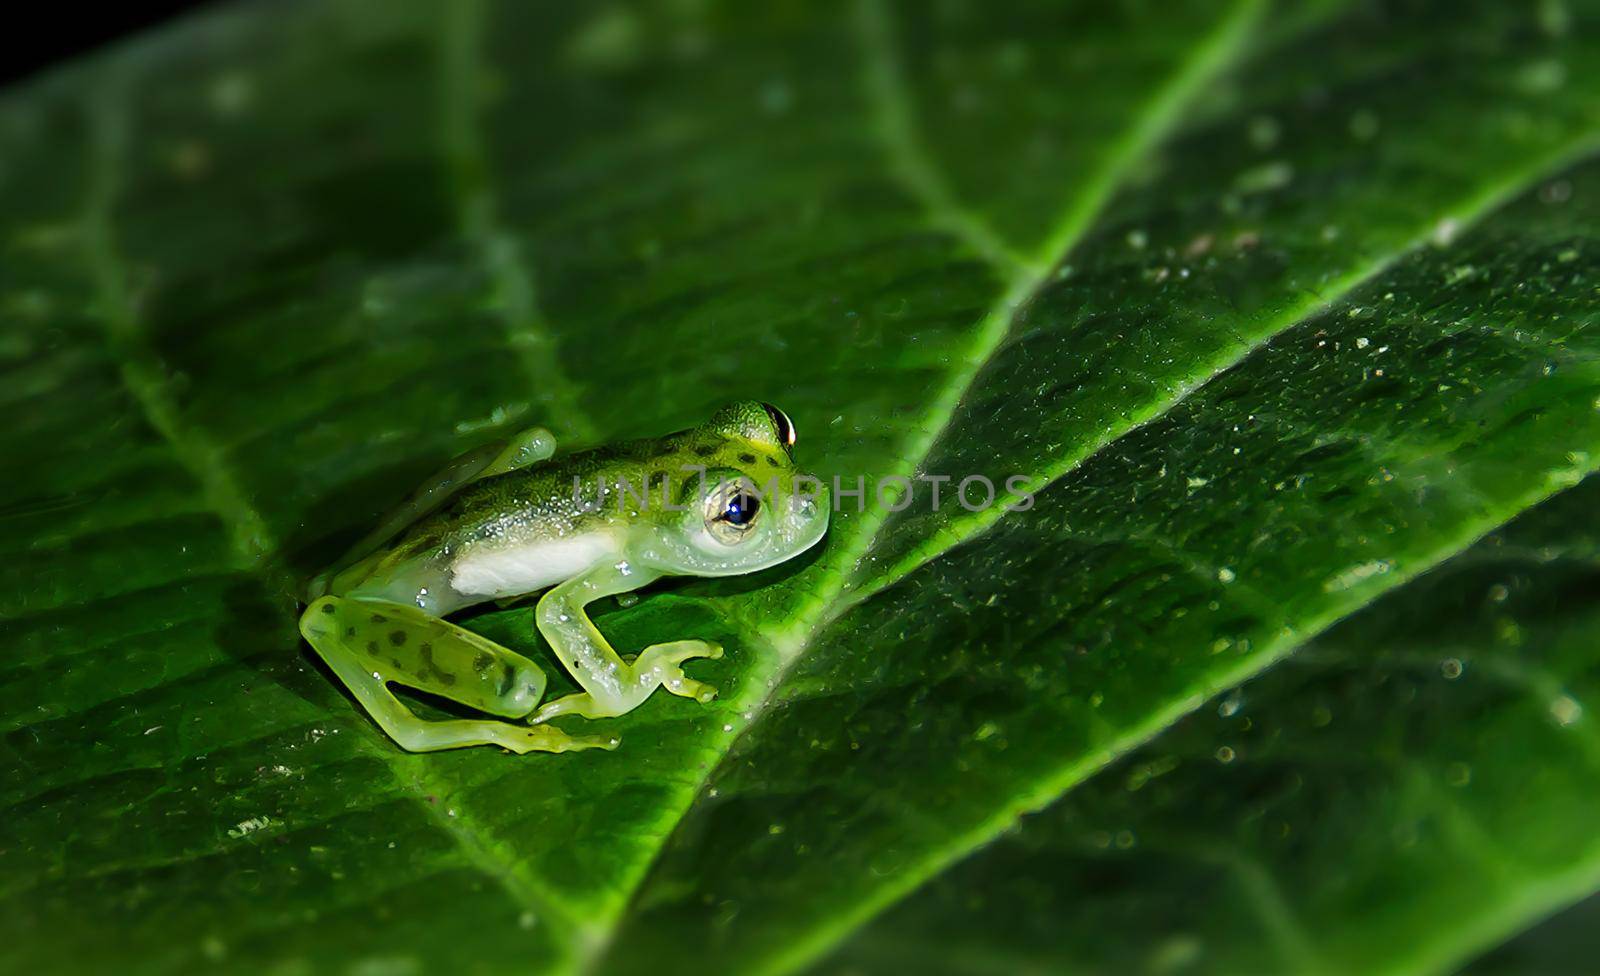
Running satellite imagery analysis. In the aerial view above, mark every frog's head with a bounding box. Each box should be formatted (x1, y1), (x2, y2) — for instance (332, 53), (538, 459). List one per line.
(638, 401), (830, 577)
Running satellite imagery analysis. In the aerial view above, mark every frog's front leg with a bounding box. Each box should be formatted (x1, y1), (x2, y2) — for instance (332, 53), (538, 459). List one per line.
(532, 563), (723, 722)
(299, 595), (616, 753)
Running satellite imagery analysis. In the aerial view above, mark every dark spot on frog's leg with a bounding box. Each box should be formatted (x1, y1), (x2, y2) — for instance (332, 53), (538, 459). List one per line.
(345, 626), (357, 638)
(320, 603), (336, 615)
(473, 651), (494, 676)
(496, 663), (517, 698)
(739, 453), (756, 465)
(694, 444), (716, 458)
(370, 613), (387, 624)
(439, 671), (457, 687)
(416, 642), (443, 683)
(765, 456), (779, 468)
(389, 629), (407, 647)
(366, 640), (381, 655)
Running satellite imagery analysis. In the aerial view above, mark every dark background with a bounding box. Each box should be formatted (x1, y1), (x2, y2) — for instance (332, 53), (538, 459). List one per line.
(2, 2), (209, 86)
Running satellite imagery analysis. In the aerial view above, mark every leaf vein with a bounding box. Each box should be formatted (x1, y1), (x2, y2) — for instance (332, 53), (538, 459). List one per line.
(749, 461), (1600, 976)
(780, 0), (1268, 655)
(83, 81), (279, 572)
(440, 0), (599, 444)
(846, 134), (1600, 612)
(79, 66), (589, 942)
(856, 0), (1033, 275)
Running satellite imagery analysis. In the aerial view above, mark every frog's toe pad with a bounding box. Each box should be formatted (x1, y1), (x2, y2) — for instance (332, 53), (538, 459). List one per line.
(641, 639), (722, 666)
(500, 724), (618, 754)
(660, 669), (717, 703)
(564, 733), (622, 753)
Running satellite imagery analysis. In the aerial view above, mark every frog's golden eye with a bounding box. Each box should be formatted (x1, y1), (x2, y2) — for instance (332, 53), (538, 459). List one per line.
(705, 480), (762, 545)
(761, 402), (796, 455)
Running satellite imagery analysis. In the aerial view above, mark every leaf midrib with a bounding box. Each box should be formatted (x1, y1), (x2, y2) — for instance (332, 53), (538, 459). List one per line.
(751, 459), (1600, 976)
(740, 132), (1600, 976)
(767, 0), (1274, 666)
(582, 0), (1271, 965)
(583, 5), (1600, 973)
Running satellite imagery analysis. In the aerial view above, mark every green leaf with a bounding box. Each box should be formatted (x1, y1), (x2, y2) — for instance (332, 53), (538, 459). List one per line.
(822, 474), (1600, 976)
(3, 1), (1599, 975)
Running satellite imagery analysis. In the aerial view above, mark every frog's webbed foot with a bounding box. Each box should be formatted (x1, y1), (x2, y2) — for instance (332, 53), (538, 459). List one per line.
(532, 639), (722, 723)
(635, 639), (723, 702)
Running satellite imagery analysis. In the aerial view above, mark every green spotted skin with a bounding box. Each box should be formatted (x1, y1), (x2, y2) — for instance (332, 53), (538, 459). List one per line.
(297, 401), (829, 754)
(306, 598), (546, 717)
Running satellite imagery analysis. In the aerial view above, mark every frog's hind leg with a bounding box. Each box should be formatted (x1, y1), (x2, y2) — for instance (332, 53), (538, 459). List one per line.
(299, 595), (615, 754)
(305, 426), (557, 601)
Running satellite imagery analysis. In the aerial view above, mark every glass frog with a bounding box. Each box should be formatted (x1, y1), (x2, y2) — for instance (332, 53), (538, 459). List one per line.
(298, 401), (828, 754)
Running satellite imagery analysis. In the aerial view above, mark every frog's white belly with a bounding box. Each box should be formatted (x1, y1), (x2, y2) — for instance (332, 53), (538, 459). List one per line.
(450, 532), (618, 599)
